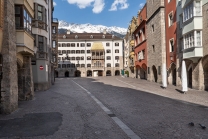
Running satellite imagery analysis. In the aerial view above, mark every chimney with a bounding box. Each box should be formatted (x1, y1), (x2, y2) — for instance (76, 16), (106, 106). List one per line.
(103, 29), (106, 34)
(67, 30), (71, 34)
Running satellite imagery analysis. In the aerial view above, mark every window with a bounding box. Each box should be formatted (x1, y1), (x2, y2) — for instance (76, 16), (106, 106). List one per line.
(115, 43), (119, 46)
(183, 3), (193, 22)
(58, 64), (61, 68)
(107, 56), (111, 60)
(81, 64), (85, 67)
(195, 1), (201, 16)
(87, 43), (91, 47)
(183, 31), (202, 49)
(67, 50), (70, 54)
(71, 50), (75, 54)
(169, 39), (174, 52)
(15, 5), (32, 34)
(81, 43), (85, 47)
(115, 49), (119, 53)
(115, 56), (119, 60)
(87, 50), (91, 53)
(38, 36), (44, 52)
(87, 64), (91, 67)
(52, 40), (56, 48)
(75, 35), (78, 39)
(76, 64), (80, 67)
(76, 57), (80, 60)
(52, 26), (56, 33)
(102, 35), (105, 38)
(58, 50), (62, 54)
(58, 43), (61, 47)
(62, 64), (66, 68)
(115, 63), (119, 67)
(81, 57), (84, 60)
(72, 57), (75, 60)
(62, 50), (66, 54)
(168, 12), (173, 26)
(76, 50), (80, 54)
(152, 45), (155, 52)
(106, 43), (110, 46)
(107, 63), (111, 67)
(81, 50), (85, 54)
(196, 31), (201, 46)
(106, 49), (111, 53)
(62, 43), (66, 47)
(77, 43), (79, 47)
(152, 24), (154, 32)
(38, 5), (43, 21)
(71, 43), (75, 47)
(87, 56), (91, 60)
(67, 64), (70, 68)
(67, 43), (70, 47)
(90, 35), (93, 38)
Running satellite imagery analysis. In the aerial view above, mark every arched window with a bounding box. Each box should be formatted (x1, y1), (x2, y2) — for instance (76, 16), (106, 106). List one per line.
(115, 63), (119, 67)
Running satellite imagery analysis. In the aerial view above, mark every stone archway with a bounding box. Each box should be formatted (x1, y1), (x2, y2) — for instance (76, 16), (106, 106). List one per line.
(152, 65), (158, 82)
(115, 70), (120, 76)
(75, 70), (81, 77)
(87, 70), (92, 77)
(55, 71), (58, 78)
(65, 71), (69, 77)
(188, 68), (192, 88)
(106, 70), (111, 76)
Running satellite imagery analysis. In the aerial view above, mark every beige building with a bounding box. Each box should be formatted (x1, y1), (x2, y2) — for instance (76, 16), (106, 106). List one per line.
(146, 0), (166, 83)
(56, 32), (123, 77)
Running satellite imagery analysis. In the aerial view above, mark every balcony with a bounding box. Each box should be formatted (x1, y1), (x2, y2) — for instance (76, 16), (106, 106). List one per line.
(130, 40), (134, 46)
(183, 47), (203, 63)
(16, 30), (34, 55)
(92, 56), (105, 60)
(130, 51), (135, 58)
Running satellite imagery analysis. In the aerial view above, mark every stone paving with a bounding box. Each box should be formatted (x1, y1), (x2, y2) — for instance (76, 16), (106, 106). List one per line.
(0, 76), (208, 139)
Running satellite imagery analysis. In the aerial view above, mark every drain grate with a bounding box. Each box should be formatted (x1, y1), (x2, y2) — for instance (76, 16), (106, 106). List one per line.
(108, 114), (116, 117)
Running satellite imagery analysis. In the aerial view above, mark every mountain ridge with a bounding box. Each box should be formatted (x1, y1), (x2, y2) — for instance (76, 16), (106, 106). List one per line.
(58, 20), (127, 38)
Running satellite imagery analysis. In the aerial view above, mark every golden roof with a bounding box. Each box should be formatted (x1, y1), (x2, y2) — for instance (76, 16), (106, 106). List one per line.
(91, 42), (104, 50)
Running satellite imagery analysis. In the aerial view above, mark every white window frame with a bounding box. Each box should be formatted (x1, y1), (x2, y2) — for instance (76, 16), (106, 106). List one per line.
(168, 11), (173, 27)
(169, 38), (174, 52)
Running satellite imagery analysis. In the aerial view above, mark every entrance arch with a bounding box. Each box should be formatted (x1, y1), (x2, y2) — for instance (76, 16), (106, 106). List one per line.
(65, 71), (69, 77)
(106, 70), (111, 76)
(55, 71), (58, 77)
(115, 70), (120, 76)
(169, 63), (176, 85)
(152, 65), (158, 82)
(75, 70), (81, 77)
(87, 70), (92, 77)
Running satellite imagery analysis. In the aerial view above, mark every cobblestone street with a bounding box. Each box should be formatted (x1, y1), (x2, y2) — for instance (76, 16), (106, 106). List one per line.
(0, 77), (208, 139)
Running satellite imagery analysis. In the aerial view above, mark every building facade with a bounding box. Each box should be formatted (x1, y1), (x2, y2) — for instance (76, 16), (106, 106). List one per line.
(32, 0), (53, 91)
(56, 32), (123, 77)
(177, 0), (207, 90)
(146, 0), (166, 83)
(133, 4), (147, 80)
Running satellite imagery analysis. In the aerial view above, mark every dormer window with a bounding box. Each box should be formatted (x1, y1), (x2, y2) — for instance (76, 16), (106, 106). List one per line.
(102, 35), (105, 38)
(90, 35), (93, 38)
(112, 35), (114, 38)
(75, 35), (78, 39)
(63, 35), (66, 39)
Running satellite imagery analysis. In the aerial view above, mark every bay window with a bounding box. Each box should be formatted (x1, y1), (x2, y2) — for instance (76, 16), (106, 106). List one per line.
(183, 31), (202, 49)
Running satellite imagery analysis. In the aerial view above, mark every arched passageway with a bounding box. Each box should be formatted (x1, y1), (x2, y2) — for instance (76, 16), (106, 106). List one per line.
(87, 70), (92, 77)
(65, 71), (69, 77)
(152, 65), (158, 82)
(106, 70), (111, 76)
(115, 70), (120, 76)
(188, 68), (192, 88)
(75, 70), (81, 77)
(55, 71), (58, 78)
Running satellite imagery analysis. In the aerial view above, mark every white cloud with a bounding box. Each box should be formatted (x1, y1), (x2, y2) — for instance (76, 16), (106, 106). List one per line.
(67, 0), (105, 13)
(53, 2), (57, 6)
(139, 3), (144, 8)
(109, 0), (129, 11)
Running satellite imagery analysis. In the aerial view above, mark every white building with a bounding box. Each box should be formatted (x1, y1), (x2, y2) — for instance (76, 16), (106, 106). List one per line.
(56, 31), (123, 77)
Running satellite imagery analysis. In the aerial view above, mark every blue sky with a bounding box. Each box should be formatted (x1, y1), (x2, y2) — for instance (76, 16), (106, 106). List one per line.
(53, 0), (146, 28)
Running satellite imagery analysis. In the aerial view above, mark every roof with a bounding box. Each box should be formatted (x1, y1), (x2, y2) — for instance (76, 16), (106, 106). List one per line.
(58, 33), (122, 40)
(91, 42), (104, 50)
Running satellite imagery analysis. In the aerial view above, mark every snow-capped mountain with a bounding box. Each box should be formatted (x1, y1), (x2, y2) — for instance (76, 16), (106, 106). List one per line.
(58, 20), (127, 38)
